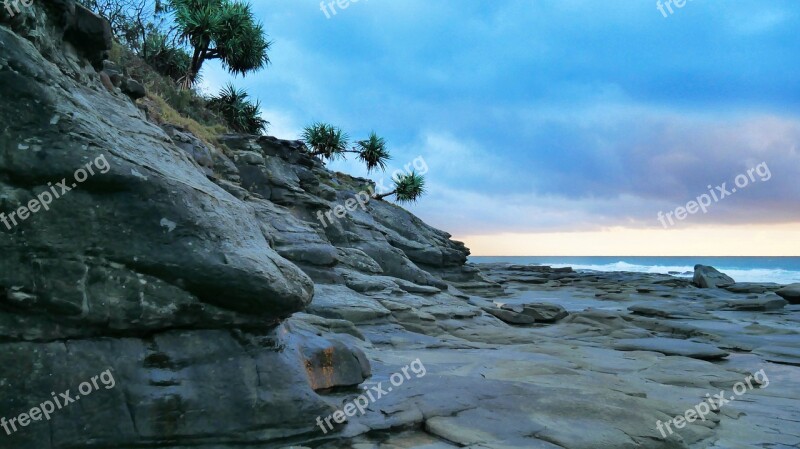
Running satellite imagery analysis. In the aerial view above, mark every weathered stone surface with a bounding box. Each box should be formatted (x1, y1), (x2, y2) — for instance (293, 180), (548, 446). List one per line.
(0, 327), (337, 448)
(723, 282), (780, 294)
(693, 264), (735, 288)
(721, 294), (788, 311)
(0, 19), (314, 329)
(0, 6), (386, 448)
(287, 317), (371, 391)
(776, 283), (800, 304)
(163, 124), (217, 176)
(614, 338), (729, 360)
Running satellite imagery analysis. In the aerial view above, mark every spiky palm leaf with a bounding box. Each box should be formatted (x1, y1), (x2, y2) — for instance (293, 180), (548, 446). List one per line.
(173, 0), (222, 48)
(393, 172), (426, 203)
(207, 83), (268, 134)
(215, 1), (271, 76)
(170, 0), (270, 86)
(355, 132), (391, 173)
(241, 100), (269, 134)
(302, 123), (349, 161)
(144, 32), (192, 82)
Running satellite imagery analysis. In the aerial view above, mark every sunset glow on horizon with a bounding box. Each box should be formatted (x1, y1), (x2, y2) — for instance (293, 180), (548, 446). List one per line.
(460, 223), (800, 257)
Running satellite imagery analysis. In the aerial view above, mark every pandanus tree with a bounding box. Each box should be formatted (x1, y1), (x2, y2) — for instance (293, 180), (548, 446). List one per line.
(355, 132), (391, 172)
(374, 172), (426, 203)
(302, 123), (425, 203)
(170, 0), (271, 87)
(302, 124), (391, 173)
(302, 122), (350, 160)
(207, 83), (268, 134)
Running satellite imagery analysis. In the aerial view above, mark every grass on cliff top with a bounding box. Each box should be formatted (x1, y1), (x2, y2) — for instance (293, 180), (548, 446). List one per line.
(141, 93), (227, 147)
(107, 42), (227, 147)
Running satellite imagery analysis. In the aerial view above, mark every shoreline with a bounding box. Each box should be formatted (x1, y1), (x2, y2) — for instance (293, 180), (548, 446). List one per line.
(470, 256), (800, 285)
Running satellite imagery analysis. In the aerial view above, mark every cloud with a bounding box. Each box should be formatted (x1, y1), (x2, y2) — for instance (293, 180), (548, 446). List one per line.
(199, 0), (800, 239)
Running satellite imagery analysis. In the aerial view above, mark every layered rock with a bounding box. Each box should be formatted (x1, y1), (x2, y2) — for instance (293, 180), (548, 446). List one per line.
(776, 283), (800, 304)
(0, 2), (470, 447)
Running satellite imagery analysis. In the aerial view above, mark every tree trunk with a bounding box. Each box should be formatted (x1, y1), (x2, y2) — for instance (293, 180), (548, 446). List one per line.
(374, 190), (396, 201)
(183, 45), (203, 88)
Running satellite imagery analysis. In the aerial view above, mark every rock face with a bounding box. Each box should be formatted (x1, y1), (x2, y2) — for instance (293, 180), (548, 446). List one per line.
(0, 3), (472, 447)
(693, 264), (735, 288)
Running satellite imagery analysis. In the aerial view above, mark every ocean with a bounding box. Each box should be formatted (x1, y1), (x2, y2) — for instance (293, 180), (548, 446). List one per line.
(469, 256), (800, 285)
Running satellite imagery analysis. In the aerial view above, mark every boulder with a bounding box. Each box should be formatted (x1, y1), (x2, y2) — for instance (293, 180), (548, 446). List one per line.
(101, 60), (122, 86)
(287, 317), (371, 391)
(485, 306), (536, 325)
(775, 283), (800, 304)
(121, 78), (146, 100)
(693, 265), (735, 288)
(520, 302), (569, 323)
(64, 4), (112, 65)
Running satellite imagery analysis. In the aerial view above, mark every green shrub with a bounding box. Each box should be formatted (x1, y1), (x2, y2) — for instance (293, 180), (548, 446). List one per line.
(207, 83), (268, 134)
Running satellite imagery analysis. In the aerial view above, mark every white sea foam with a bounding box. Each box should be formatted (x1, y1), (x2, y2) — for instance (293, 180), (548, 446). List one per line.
(544, 261), (800, 285)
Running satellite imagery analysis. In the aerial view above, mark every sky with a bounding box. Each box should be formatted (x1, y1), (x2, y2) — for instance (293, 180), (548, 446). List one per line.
(201, 0), (800, 256)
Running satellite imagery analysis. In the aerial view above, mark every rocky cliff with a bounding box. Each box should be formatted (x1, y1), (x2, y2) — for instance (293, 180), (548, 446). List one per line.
(0, 2), (472, 447)
(4, 4), (799, 449)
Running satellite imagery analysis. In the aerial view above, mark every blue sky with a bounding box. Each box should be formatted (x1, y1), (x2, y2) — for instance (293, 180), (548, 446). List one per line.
(201, 1), (800, 253)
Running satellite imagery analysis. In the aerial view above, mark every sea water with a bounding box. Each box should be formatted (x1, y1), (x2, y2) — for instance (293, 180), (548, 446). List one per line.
(470, 256), (800, 285)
